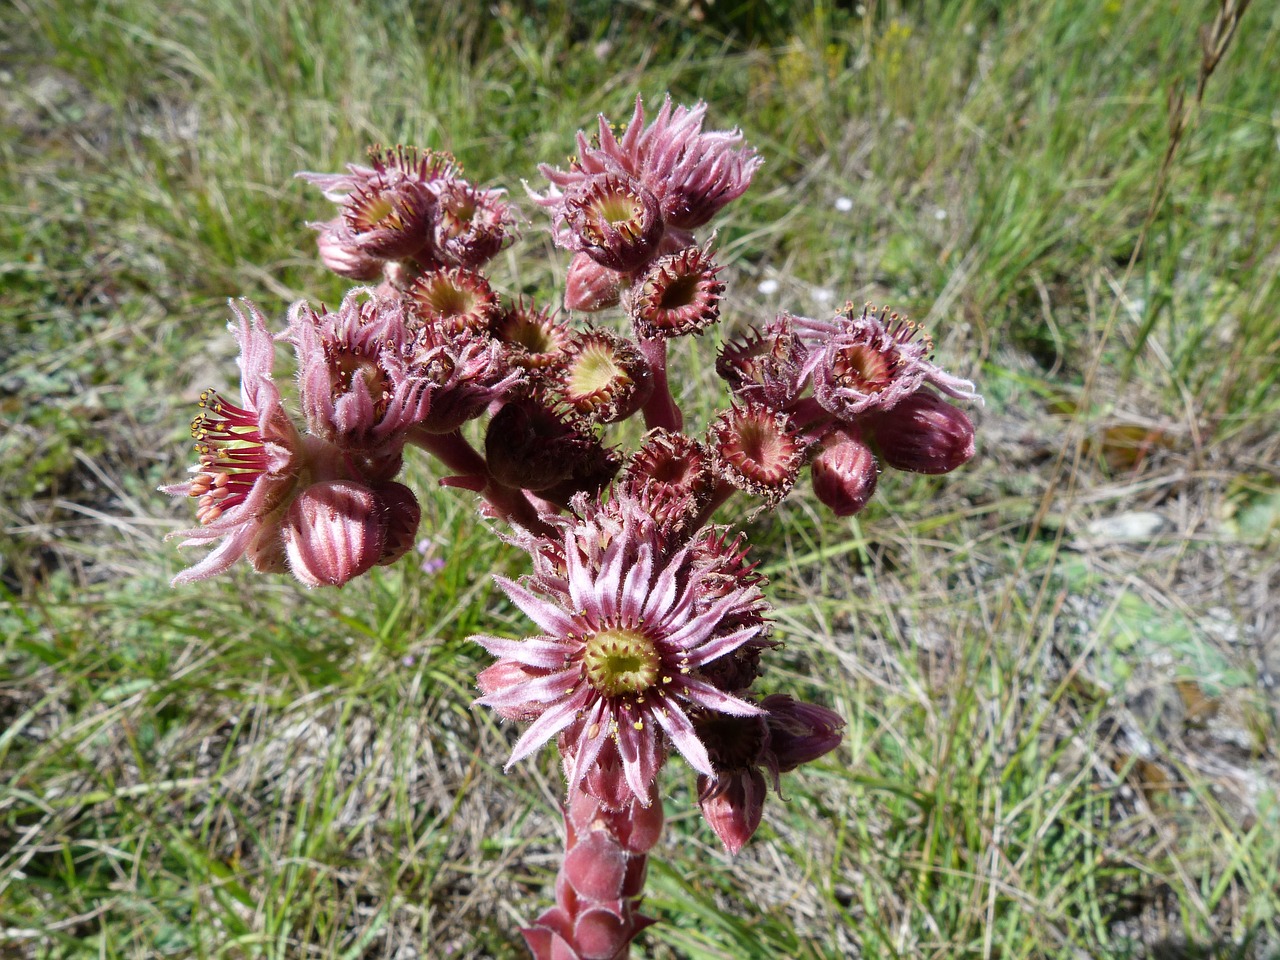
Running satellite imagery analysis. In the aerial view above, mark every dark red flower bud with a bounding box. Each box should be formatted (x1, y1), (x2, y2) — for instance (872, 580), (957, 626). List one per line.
(761, 694), (845, 772)
(868, 389), (975, 475)
(374, 481), (420, 566)
(810, 430), (879, 516)
(565, 253), (627, 312)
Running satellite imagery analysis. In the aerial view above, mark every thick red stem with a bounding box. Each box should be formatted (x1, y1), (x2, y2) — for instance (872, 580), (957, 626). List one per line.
(408, 427), (556, 537)
(638, 337), (682, 432)
(522, 779), (662, 960)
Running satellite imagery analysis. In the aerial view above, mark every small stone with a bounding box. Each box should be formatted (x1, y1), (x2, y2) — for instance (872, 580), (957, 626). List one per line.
(1083, 511), (1171, 542)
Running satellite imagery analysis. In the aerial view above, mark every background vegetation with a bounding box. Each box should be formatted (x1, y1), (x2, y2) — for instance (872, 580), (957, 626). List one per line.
(2, 0), (1277, 956)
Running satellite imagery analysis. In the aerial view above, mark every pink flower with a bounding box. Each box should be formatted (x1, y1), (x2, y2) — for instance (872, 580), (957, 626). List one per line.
(163, 302), (306, 584)
(558, 173), (665, 272)
(287, 290), (431, 475)
(406, 318), (519, 435)
(297, 144), (458, 202)
(799, 303), (980, 420)
(426, 179), (517, 269)
(471, 495), (769, 803)
(537, 96), (762, 232)
(716, 313), (810, 412)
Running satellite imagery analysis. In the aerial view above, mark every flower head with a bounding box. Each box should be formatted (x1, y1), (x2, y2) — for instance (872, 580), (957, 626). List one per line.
(407, 321), (517, 434)
(339, 175), (434, 260)
(297, 144), (458, 202)
(537, 96), (761, 232)
(426, 179), (517, 269)
(163, 302), (305, 583)
(490, 299), (572, 371)
(717, 314), (809, 411)
(800, 303), (980, 420)
(555, 329), (653, 423)
(560, 173), (664, 272)
(403, 266), (499, 336)
(619, 430), (715, 537)
(709, 402), (808, 506)
(628, 244), (724, 339)
(287, 290), (430, 475)
(471, 494), (769, 803)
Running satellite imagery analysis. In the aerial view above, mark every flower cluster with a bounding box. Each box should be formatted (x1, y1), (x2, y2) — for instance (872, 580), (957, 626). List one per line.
(299, 145), (516, 282)
(167, 95), (980, 958)
(718, 304), (981, 514)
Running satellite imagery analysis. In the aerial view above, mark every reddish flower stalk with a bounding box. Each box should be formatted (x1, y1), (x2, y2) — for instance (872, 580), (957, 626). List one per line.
(407, 427), (555, 538)
(636, 337), (682, 432)
(522, 777), (660, 960)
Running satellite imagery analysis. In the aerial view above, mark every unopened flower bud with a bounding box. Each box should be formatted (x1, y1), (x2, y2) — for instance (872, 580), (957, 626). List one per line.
(761, 694), (845, 772)
(868, 389), (975, 475)
(282, 480), (385, 587)
(374, 481), (420, 566)
(485, 400), (580, 491)
(699, 768), (767, 855)
(810, 430), (879, 516)
(565, 252), (627, 312)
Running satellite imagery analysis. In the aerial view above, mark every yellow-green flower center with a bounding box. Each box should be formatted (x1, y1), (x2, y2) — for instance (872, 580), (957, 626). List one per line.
(597, 193), (640, 227)
(583, 627), (660, 697)
(567, 342), (625, 401)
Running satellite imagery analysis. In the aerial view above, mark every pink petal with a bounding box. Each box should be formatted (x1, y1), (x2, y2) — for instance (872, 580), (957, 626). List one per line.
(506, 687), (591, 768)
(683, 623), (765, 667)
(650, 697), (712, 776)
(472, 633), (569, 668)
(678, 676), (764, 717)
(496, 576), (582, 638)
(475, 667), (580, 711)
